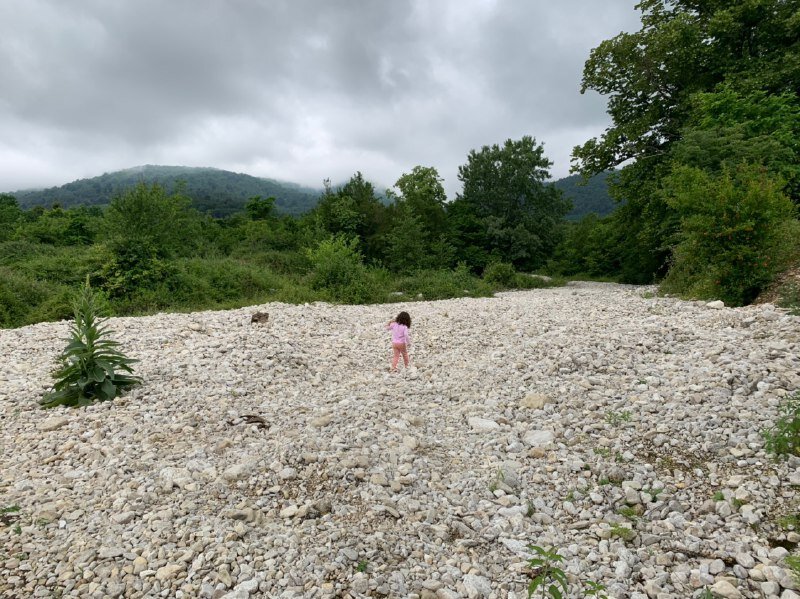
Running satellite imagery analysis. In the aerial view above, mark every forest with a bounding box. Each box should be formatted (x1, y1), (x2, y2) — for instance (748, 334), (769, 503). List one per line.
(1, 0), (799, 328)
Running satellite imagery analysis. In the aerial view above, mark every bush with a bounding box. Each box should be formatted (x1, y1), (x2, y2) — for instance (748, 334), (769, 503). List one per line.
(482, 261), (517, 287)
(661, 164), (798, 305)
(0, 268), (67, 328)
(391, 265), (493, 301)
(763, 392), (800, 458)
(40, 282), (141, 408)
(305, 236), (378, 303)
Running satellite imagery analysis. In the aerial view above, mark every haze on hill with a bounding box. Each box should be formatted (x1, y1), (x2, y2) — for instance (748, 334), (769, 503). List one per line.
(8, 165), (616, 220)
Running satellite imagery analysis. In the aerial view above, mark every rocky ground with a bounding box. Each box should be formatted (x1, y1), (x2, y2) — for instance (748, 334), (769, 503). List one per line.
(1, 282), (799, 599)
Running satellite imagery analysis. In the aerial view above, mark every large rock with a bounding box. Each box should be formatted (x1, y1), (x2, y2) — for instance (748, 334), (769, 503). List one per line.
(523, 429), (555, 447)
(520, 393), (551, 410)
(467, 417), (500, 432)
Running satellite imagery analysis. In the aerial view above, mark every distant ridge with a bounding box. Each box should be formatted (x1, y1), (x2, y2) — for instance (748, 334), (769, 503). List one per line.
(8, 165), (618, 220)
(554, 171), (618, 221)
(9, 165), (322, 217)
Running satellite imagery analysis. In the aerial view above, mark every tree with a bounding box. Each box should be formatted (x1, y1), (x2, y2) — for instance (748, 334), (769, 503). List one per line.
(453, 136), (570, 270)
(313, 173), (388, 262)
(104, 182), (200, 258)
(394, 166), (448, 238)
(0, 194), (22, 242)
(245, 196), (276, 221)
(572, 0), (800, 283)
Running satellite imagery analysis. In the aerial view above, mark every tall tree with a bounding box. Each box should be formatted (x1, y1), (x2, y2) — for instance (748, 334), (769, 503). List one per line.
(394, 166), (448, 238)
(313, 172), (388, 262)
(572, 0), (800, 282)
(452, 136), (569, 270)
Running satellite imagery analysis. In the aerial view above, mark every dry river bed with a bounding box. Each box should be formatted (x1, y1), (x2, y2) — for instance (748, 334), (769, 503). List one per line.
(1, 282), (799, 599)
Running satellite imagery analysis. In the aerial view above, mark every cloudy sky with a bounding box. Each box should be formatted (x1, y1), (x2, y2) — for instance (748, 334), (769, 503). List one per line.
(0, 1), (641, 197)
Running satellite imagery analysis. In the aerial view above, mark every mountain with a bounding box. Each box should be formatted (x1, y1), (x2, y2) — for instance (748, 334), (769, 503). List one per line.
(9, 165), (322, 217)
(8, 164), (617, 221)
(554, 171), (619, 221)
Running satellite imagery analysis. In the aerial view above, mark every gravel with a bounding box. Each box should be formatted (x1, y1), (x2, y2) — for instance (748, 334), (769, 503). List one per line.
(1, 281), (798, 598)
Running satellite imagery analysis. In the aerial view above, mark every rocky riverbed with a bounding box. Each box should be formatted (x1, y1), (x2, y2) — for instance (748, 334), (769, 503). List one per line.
(1, 282), (799, 599)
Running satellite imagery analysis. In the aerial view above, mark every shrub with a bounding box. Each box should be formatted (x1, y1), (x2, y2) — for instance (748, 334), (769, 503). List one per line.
(661, 164), (798, 305)
(483, 261), (517, 287)
(763, 392), (800, 458)
(99, 242), (173, 299)
(391, 267), (493, 301)
(40, 281), (140, 408)
(305, 236), (377, 303)
(0, 267), (72, 329)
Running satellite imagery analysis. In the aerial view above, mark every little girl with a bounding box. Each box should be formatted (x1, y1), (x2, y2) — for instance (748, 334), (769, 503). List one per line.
(385, 311), (411, 372)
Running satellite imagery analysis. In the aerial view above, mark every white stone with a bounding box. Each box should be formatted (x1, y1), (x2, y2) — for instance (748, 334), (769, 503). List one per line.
(467, 417), (500, 432)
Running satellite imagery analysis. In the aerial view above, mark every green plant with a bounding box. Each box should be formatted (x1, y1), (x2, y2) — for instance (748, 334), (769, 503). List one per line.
(489, 469), (506, 493)
(40, 281), (141, 408)
(605, 411), (632, 426)
(583, 580), (608, 598)
(778, 513), (800, 530)
(642, 487), (664, 501)
(356, 560), (368, 573)
(777, 282), (800, 316)
(525, 545), (608, 598)
(713, 491), (725, 502)
(483, 261), (517, 287)
(786, 554), (800, 584)
(526, 545), (568, 599)
(609, 524), (636, 542)
(763, 392), (800, 458)
(593, 447), (611, 458)
(0, 505), (20, 527)
(617, 507), (639, 521)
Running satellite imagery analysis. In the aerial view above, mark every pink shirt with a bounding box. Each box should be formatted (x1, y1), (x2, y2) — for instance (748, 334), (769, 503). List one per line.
(388, 322), (410, 345)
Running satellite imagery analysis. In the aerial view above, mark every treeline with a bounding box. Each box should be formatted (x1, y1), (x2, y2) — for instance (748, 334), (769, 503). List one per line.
(0, 136), (569, 328)
(564, 0), (799, 305)
(11, 165), (321, 217)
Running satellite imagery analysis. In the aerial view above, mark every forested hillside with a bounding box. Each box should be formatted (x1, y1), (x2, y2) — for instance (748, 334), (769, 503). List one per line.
(554, 171), (616, 220)
(0, 137), (570, 329)
(9, 164), (614, 220)
(10, 165), (321, 217)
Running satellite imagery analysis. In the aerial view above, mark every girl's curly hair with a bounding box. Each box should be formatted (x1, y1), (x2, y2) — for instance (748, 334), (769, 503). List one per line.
(395, 311), (411, 328)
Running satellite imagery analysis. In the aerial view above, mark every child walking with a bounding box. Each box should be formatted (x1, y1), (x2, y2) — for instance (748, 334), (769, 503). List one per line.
(385, 311), (411, 372)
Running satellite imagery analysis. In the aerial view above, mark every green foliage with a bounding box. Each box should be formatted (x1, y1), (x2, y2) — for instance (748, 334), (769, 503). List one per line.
(776, 282), (800, 316)
(245, 196), (276, 220)
(305, 236), (376, 303)
(762, 392), (800, 459)
(12, 165), (320, 217)
(100, 242), (173, 300)
(525, 545), (607, 599)
(0, 194), (23, 242)
(605, 411), (632, 426)
(609, 523), (636, 542)
(661, 165), (798, 305)
(553, 172), (617, 221)
(526, 545), (568, 599)
(394, 165), (449, 238)
(40, 282), (141, 409)
(312, 173), (389, 262)
(483, 262), (517, 288)
(574, 0), (800, 288)
(455, 136), (570, 271)
(104, 182), (201, 258)
(391, 264), (494, 301)
(785, 554), (800, 584)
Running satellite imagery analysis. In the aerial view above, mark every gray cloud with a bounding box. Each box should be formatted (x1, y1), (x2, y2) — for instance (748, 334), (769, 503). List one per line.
(0, 0), (641, 197)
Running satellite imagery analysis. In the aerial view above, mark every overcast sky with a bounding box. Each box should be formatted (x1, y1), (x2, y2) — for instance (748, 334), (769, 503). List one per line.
(0, 1), (641, 198)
